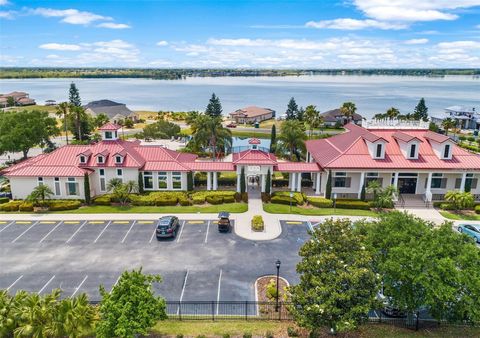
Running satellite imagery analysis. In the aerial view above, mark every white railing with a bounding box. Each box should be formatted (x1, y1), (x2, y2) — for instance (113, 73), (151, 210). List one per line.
(365, 119), (430, 129)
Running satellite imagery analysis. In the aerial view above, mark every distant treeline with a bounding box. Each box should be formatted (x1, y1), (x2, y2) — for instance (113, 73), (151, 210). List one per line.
(1, 67), (479, 79)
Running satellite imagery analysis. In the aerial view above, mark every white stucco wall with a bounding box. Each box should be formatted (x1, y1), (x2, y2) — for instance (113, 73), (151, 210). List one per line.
(9, 176), (85, 200)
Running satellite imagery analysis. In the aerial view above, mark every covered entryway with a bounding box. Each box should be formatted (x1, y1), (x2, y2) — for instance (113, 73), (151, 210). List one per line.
(398, 177), (417, 194)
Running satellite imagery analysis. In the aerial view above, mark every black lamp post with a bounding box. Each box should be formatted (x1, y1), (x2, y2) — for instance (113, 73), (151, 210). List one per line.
(275, 259), (281, 312)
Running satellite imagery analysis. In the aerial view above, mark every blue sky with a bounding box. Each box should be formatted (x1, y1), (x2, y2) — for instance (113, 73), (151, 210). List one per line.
(1, 0), (479, 68)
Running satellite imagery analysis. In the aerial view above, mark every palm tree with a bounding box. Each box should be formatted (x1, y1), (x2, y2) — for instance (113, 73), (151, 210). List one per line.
(442, 118), (457, 136)
(366, 180), (382, 200)
(107, 179), (138, 205)
(445, 190), (474, 211)
(48, 294), (95, 338)
(340, 102), (356, 123)
(278, 120), (307, 161)
(27, 184), (54, 207)
(70, 105), (88, 141)
(304, 105), (322, 138)
(385, 107), (400, 119)
(191, 115), (232, 160)
(55, 102), (70, 145)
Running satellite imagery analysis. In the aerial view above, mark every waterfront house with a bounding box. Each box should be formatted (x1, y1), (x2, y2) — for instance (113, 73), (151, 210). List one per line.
(84, 99), (137, 123)
(320, 108), (363, 127)
(0, 91), (36, 107)
(229, 106), (275, 124)
(431, 105), (479, 130)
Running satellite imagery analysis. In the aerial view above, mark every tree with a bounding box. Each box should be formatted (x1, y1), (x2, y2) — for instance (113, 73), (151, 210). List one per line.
(142, 120), (180, 140)
(366, 180), (382, 201)
(269, 124), (276, 153)
(6, 96), (15, 107)
(325, 170), (332, 199)
(240, 167), (246, 194)
(190, 115), (232, 160)
(205, 93), (223, 117)
(0, 110), (59, 159)
(52, 293), (95, 338)
(360, 182), (366, 201)
(107, 179), (138, 205)
(444, 190), (474, 210)
(187, 171), (194, 191)
(285, 97), (299, 120)
(56, 102), (71, 145)
(340, 102), (357, 123)
(277, 120), (307, 161)
(97, 268), (167, 338)
(94, 113), (110, 129)
(83, 173), (91, 204)
(265, 169), (271, 194)
(69, 82), (81, 107)
(385, 107), (400, 119)
(442, 118), (457, 136)
(413, 98), (429, 121)
(290, 218), (378, 334)
(297, 106), (305, 121)
(68, 105), (91, 141)
(27, 184), (54, 207)
(304, 105), (321, 138)
(138, 172), (144, 194)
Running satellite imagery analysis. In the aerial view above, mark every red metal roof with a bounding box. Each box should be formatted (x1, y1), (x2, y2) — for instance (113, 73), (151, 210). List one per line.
(5, 166), (91, 177)
(143, 162), (191, 172)
(423, 131), (451, 143)
(392, 131), (422, 143)
(248, 138), (261, 145)
(186, 162), (235, 172)
(232, 149), (277, 165)
(276, 162), (321, 172)
(99, 122), (122, 131)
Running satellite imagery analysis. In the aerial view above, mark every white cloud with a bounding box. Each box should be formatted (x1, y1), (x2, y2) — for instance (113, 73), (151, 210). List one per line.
(97, 22), (130, 29)
(31, 7), (112, 25)
(476, 24), (480, 29)
(156, 40), (169, 46)
(404, 38), (429, 44)
(39, 43), (82, 51)
(0, 0), (9, 5)
(306, 18), (406, 30)
(0, 10), (14, 18)
(437, 40), (480, 49)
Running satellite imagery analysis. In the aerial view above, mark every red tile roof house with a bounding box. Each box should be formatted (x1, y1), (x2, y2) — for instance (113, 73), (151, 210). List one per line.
(0, 91), (36, 107)
(229, 106), (275, 124)
(305, 122), (480, 202)
(3, 123), (320, 200)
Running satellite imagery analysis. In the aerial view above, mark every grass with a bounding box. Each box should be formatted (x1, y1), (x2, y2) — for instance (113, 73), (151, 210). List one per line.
(6, 104), (58, 114)
(150, 320), (480, 337)
(439, 210), (480, 220)
(50, 203), (248, 214)
(263, 203), (377, 217)
(230, 130), (271, 138)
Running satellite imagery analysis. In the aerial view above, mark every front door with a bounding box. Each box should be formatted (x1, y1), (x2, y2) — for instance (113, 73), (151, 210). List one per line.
(398, 178), (417, 194)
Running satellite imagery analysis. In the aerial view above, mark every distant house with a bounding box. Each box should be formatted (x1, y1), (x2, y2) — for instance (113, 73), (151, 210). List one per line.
(0, 91), (36, 107)
(84, 99), (137, 123)
(320, 108), (363, 127)
(431, 106), (479, 130)
(229, 106), (275, 124)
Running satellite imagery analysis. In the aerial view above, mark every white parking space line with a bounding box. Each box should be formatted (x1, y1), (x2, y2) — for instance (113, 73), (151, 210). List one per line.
(121, 220), (137, 243)
(71, 275), (88, 297)
(176, 220), (186, 243)
(149, 227), (156, 243)
(0, 221), (15, 233)
(204, 220), (210, 243)
(38, 275), (55, 294)
(93, 221), (112, 243)
(177, 269), (189, 315)
(6, 275), (23, 291)
(216, 269), (222, 315)
(11, 221), (39, 243)
(66, 221), (87, 244)
(39, 221), (63, 243)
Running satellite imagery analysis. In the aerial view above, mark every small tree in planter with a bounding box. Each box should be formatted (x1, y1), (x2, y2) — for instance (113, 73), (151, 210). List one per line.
(240, 167), (246, 194)
(251, 215), (265, 232)
(265, 169), (271, 195)
(27, 184), (53, 211)
(84, 173), (91, 204)
(325, 170), (332, 199)
(138, 172), (144, 194)
(187, 171), (194, 191)
(107, 179), (138, 206)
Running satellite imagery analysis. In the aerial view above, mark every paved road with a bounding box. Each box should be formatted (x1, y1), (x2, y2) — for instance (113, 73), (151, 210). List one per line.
(0, 219), (310, 305)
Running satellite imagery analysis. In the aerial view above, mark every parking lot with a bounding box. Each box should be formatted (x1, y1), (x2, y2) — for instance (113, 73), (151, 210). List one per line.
(0, 219), (311, 309)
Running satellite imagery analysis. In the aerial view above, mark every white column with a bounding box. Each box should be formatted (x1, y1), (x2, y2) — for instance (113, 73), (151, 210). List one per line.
(460, 172), (467, 191)
(289, 173), (295, 191)
(213, 172), (218, 190)
(393, 172), (399, 201)
(207, 172), (212, 191)
(425, 172), (433, 202)
(296, 172), (302, 192)
(236, 170), (241, 193)
(261, 174), (266, 192)
(315, 172), (321, 195)
(358, 172), (365, 199)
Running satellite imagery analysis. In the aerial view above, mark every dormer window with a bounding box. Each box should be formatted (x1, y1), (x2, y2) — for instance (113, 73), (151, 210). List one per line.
(443, 144), (451, 159)
(408, 143), (418, 159)
(104, 131), (113, 140)
(97, 155), (104, 164)
(115, 155), (123, 164)
(79, 155), (86, 164)
(376, 144), (382, 158)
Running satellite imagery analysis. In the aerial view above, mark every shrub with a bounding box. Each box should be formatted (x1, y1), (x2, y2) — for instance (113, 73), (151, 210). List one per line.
(223, 195), (235, 203)
(251, 215), (264, 231)
(241, 192), (248, 203)
(266, 279), (278, 300)
(206, 196), (223, 205)
(234, 192), (242, 202)
(0, 200), (23, 211)
(335, 199), (371, 210)
(441, 203), (457, 211)
(48, 200), (82, 211)
(155, 196), (178, 206)
(261, 192), (271, 203)
(192, 195), (205, 204)
(308, 197), (333, 208)
(271, 191), (305, 205)
(178, 197), (192, 206)
(475, 205), (480, 214)
(19, 202), (34, 212)
(93, 194), (112, 206)
(271, 195), (297, 206)
(287, 327), (299, 337)
(0, 197), (9, 205)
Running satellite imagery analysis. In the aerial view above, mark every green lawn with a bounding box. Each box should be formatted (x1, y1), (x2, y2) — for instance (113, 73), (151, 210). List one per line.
(230, 130), (271, 138)
(439, 210), (480, 220)
(263, 203), (377, 217)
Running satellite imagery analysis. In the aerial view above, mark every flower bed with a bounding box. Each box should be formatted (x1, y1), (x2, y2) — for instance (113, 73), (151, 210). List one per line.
(251, 215), (265, 232)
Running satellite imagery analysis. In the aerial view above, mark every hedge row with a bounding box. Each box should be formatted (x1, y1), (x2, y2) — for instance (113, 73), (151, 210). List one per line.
(0, 200), (82, 212)
(271, 191), (306, 205)
(0, 197), (9, 205)
(335, 199), (371, 210)
(307, 197), (333, 208)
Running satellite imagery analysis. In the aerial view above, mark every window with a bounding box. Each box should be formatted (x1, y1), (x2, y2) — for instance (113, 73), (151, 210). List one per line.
(37, 177), (44, 186)
(97, 156), (104, 164)
(443, 144), (451, 159)
(366, 172), (383, 186)
(409, 144), (416, 158)
(158, 172), (167, 189)
(172, 172), (182, 190)
(66, 177), (78, 196)
(430, 173), (446, 189)
(143, 171), (153, 190)
(115, 156), (123, 164)
(465, 173), (477, 192)
(375, 143), (383, 158)
(54, 177), (61, 196)
(104, 131), (113, 139)
(116, 169), (123, 177)
(79, 155), (86, 164)
(333, 172), (351, 188)
(99, 169), (105, 176)
(99, 169), (106, 192)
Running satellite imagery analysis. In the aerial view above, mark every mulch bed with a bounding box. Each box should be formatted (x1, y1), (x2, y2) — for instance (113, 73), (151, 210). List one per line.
(256, 275), (290, 319)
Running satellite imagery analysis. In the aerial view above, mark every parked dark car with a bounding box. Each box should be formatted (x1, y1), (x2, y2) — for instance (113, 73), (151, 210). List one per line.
(156, 216), (180, 239)
(217, 211), (231, 233)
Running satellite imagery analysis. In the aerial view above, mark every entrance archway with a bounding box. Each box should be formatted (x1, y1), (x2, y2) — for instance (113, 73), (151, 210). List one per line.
(247, 174), (260, 188)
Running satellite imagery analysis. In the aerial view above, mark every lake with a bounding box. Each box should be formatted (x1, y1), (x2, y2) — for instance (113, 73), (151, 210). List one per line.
(1, 75), (479, 118)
